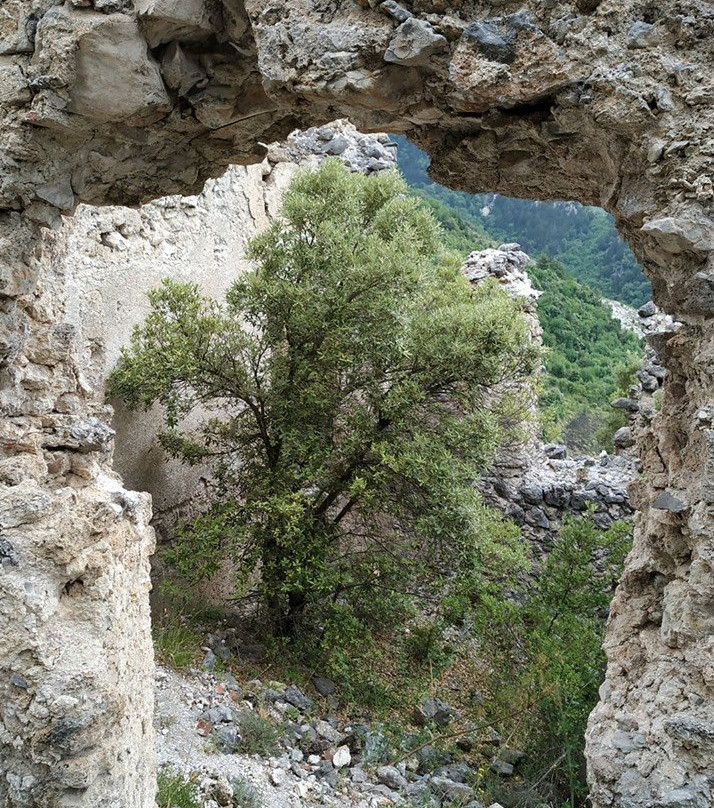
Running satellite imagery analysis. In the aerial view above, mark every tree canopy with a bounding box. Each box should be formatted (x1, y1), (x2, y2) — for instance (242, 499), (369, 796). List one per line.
(109, 161), (540, 637)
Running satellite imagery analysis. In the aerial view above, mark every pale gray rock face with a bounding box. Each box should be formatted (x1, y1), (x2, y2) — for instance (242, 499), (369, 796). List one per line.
(0, 2), (713, 807)
(384, 18), (448, 66)
(0, 123), (395, 808)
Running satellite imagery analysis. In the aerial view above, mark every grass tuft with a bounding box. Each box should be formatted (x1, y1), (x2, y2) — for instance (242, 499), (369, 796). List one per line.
(153, 619), (203, 670)
(156, 768), (201, 808)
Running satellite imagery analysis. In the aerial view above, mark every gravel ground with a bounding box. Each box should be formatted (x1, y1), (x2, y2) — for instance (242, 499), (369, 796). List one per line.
(154, 666), (374, 808)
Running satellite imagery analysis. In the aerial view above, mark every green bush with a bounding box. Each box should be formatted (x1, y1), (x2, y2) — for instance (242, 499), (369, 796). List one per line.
(403, 622), (449, 669)
(238, 710), (280, 756)
(471, 515), (632, 807)
(156, 769), (200, 808)
(528, 256), (643, 451)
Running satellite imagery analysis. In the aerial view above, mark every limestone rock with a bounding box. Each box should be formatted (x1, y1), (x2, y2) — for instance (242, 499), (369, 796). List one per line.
(379, 1), (412, 24)
(332, 745), (351, 769)
(652, 490), (687, 513)
(384, 18), (447, 66)
(431, 776), (477, 803)
(627, 21), (660, 49)
(462, 21), (515, 64)
(55, 10), (171, 125)
(136, 0), (222, 48)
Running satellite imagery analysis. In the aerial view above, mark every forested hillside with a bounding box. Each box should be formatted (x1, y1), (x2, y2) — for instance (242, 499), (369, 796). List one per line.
(397, 139), (644, 449)
(528, 256), (642, 448)
(396, 137), (651, 307)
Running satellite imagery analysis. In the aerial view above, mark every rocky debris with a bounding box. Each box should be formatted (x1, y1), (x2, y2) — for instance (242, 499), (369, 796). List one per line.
(462, 21), (516, 64)
(613, 427), (635, 449)
(156, 665), (515, 808)
(284, 684), (315, 714)
(611, 397), (640, 412)
(489, 747), (525, 777)
(332, 746), (351, 769)
(42, 415), (115, 453)
(272, 123), (398, 175)
(461, 244), (542, 316)
(413, 697), (459, 728)
(379, 2), (412, 24)
(482, 446), (637, 544)
(313, 676), (336, 697)
(604, 297), (675, 340)
(626, 21), (661, 49)
(430, 775), (478, 803)
(0, 538), (19, 567)
(544, 443), (567, 460)
(652, 490), (687, 513)
(603, 300), (672, 438)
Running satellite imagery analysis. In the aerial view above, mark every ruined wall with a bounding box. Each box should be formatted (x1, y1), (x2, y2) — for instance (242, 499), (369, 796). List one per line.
(0, 236), (157, 807)
(44, 123), (396, 539)
(1, 1), (713, 807)
(48, 161), (282, 542)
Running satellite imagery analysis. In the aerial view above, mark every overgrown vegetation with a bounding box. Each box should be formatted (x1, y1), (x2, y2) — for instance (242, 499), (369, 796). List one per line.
(152, 618), (203, 670)
(237, 710), (280, 756)
(110, 161), (539, 649)
(469, 515), (632, 807)
(231, 779), (262, 808)
(528, 256), (643, 449)
(156, 769), (262, 808)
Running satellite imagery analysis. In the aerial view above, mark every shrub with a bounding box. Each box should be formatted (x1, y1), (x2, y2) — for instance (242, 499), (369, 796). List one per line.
(156, 769), (200, 808)
(403, 622), (449, 669)
(231, 778), (262, 808)
(238, 710), (280, 756)
(471, 515), (632, 807)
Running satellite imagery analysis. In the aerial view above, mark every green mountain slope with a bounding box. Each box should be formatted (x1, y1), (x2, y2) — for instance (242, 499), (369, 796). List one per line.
(396, 137), (651, 307)
(528, 256), (642, 448)
(398, 141), (644, 449)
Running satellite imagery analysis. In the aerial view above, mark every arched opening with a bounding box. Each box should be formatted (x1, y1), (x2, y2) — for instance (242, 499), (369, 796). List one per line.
(1, 2), (712, 807)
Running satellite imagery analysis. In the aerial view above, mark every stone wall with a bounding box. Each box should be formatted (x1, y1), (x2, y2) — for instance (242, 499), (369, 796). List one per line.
(53, 162), (281, 541)
(49, 122), (396, 540)
(1, 1), (713, 806)
(0, 121), (396, 807)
